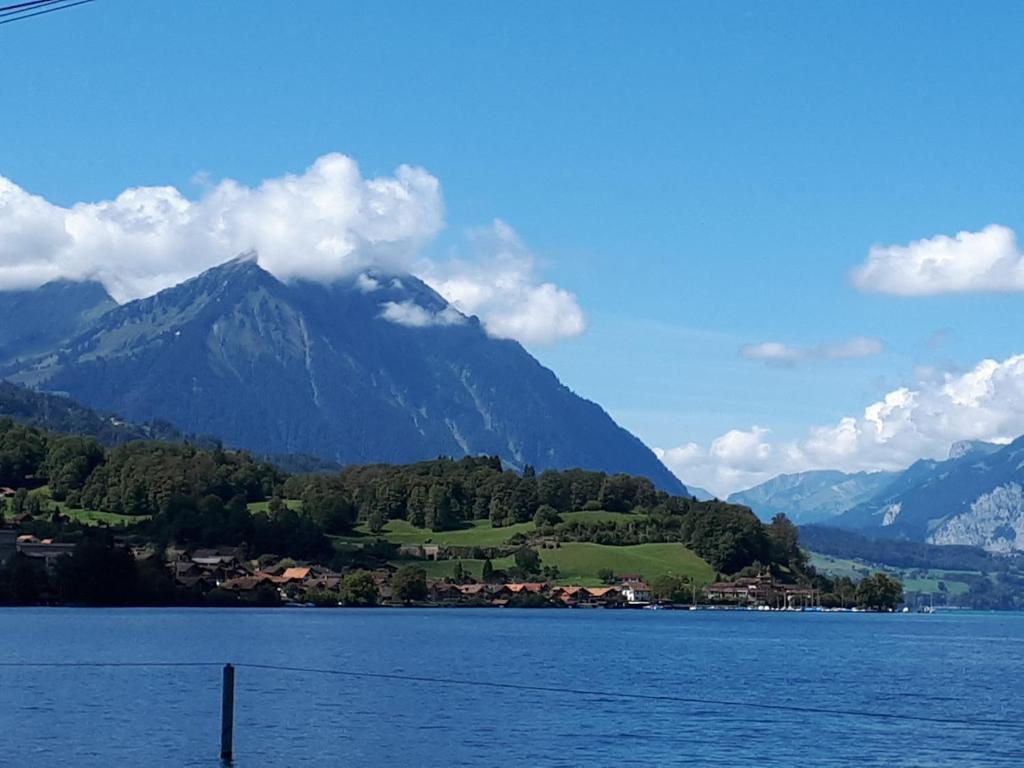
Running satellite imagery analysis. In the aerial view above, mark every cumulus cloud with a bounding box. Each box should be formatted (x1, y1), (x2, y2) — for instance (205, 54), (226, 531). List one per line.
(0, 154), (443, 302)
(852, 224), (1024, 295)
(421, 220), (587, 345)
(0, 155), (585, 345)
(658, 353), (1024, 497)
(379, 300), (465, 329)
(740, 336), (883, 366)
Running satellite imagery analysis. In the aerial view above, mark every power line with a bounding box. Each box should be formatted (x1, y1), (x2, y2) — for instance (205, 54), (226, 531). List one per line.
(0, 0), (62, 19)
(0, 0), (94, 26)
(2, 659), (1020, 733)
(0, 0), (61, 15)
(229, 662), (1024, 732)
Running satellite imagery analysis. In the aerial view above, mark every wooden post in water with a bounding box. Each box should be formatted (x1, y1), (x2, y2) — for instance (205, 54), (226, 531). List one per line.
(221, 663), (235, 763)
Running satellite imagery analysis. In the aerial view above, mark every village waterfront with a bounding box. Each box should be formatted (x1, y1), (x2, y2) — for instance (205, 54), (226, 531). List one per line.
(2, 607), (1021, 767)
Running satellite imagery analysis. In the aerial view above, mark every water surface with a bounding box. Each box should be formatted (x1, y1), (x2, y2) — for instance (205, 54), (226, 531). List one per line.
(1, 608), (1021, 767)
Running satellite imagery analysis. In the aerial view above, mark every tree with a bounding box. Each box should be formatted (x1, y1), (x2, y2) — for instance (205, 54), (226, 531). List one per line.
(481, 559), (495, 582)
(425, 484), (455, 531)
(650, 574), (692, 603)
(56, 539), (139, 606)
(767, 513), (807, 572)
(392, 565), (428, 603)
(301, 480), (356, 533)
(367, 508), (387, 534)
(533, 504), (562, 527)
(855, 572), (904, 610)
(513, 547), (541, 575)
(407, 486), (427, 527)
(537, 471), (571, 512)
(340, 570), (379, 606)
(452, 561), (466, 584)
(597, 568), (615, 584)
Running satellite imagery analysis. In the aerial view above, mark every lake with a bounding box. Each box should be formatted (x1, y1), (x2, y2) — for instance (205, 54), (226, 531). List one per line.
(1, 608), (1022, 767)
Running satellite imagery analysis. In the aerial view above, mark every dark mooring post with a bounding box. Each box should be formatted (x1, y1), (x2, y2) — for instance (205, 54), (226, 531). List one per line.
(221, 663), (235, 763)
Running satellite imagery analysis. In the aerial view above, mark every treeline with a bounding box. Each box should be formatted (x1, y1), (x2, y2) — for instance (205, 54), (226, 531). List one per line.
(282, 457), (808, 574)
(2, 419), (807, 575)
(0, 382), (182, 446)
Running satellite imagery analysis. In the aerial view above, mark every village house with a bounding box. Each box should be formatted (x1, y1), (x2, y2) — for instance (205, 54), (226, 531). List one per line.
(621, 581), (652, 604)
(505, 582), (547, 595)
(553, 585), (623, 607)
(190, 548), (240, 567)
(15, 535), (76, 569)
(703, 573), (818, 609)
(430, 582), (464, 602)
(397, 544), (441, 561)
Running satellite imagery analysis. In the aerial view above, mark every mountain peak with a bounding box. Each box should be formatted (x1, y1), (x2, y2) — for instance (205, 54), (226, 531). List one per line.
(2, 261), (684, 494)
(948, 440), (1001, 460)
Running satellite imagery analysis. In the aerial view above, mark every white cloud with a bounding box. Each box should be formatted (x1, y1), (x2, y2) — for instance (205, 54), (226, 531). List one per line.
(0, 155), (585, 346)
(0, 154), (443, 302)
(852, 224), (1024, 296)
(421, 220), (587, 345)
(379, 300), (465, 328)
(740, 336), (883, 365)
(658, 352), (1024, 498)
(355, 273), (380, 293)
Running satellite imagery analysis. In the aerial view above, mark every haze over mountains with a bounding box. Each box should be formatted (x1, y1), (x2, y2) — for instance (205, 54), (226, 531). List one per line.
(0, 257), (685, 494)
(728, 470), (897, 525)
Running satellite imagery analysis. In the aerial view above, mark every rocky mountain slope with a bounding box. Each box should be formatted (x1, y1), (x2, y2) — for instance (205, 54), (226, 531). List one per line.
(832, 439), (1023, 552)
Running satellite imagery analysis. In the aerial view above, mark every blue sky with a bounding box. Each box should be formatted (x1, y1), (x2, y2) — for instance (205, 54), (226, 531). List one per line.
(3, 1), (1024, 494)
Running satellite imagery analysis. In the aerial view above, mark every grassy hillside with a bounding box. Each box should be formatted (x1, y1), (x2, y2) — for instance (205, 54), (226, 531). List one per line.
(22, 487), (147, 527)
(346, 509), (716, 585)
(810, 551), (976, 597)
(389, 543), (713, 586)
(540, 543), (715, 585)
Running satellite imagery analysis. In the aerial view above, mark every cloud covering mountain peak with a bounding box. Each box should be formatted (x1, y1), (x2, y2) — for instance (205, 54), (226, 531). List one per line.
(0, 153), (584, 346)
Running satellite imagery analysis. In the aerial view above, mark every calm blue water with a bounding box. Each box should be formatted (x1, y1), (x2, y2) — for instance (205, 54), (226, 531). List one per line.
(0, 608), (1021, 767)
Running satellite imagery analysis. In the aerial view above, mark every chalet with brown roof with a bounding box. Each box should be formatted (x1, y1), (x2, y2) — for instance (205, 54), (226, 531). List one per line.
(304, 573), (342, 591)
(220, 576), (264, 592)
(456, 583), (511, 600)
(585, 586), (623, 602)
(281, 566), (311, 582)
(506, 582), (547, 594)
(430, 582), (464, 601)
(0, 487), (16, 498)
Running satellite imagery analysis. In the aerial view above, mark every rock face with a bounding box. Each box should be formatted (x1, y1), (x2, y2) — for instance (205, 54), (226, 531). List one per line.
(727, 469), (897, 524)
(1, 258), (685, 493)
(929, 483), (1024, 554)
(833, 437), (1024, 552)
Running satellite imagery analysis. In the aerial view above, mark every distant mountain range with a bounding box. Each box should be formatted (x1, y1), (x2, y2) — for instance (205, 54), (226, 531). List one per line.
(731, 438), (1024, 553)
(728, 470), (897, 525)
(833, 438), (1023, 553)
(0, 257), (685, 494)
